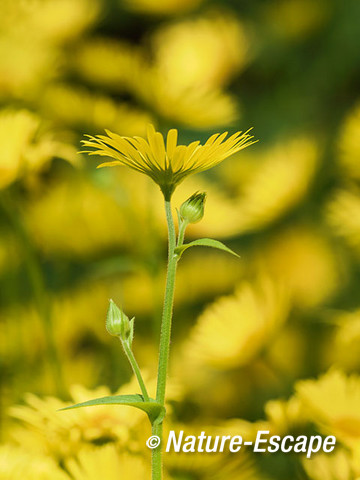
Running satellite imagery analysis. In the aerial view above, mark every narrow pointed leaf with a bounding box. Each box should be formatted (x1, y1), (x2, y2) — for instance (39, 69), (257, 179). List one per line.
(175, 238), (239, 259)
(59, 394), (165, 425)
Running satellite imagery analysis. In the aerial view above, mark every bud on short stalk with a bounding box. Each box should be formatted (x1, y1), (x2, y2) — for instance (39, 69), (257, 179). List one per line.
(180, 192), (206, 224)
(106, 299), (134, 346)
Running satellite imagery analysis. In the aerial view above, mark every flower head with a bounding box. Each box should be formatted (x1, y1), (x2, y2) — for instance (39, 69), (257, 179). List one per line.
(180, 191), (207, 224)
(81, 124), (255, 198)
(106, 299), (134, 345)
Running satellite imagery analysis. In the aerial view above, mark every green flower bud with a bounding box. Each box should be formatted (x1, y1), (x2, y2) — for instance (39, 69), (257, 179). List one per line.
(180, 192), (206, 224)
(106, 299), (133, 344)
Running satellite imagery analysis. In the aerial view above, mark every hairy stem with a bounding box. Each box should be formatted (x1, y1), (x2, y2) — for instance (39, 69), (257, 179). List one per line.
(177, 219), (188, 247)
(123, 342), (150, 402)
(152, 199), (178, 480)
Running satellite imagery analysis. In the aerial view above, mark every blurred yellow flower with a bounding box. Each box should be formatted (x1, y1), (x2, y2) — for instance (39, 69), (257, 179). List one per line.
(182, 276), (289, 370)
(152, 13), (249, 91)
(352, 447), (360, 479)
(257, 225), (340, 308)
(296, 369), (360, 449)
(219, 395), (308, 445)
(263, 396), (308, 436)
(326, 188), (360, 258)
(0, 0), (99, 45)
(338, 102), (360, 180)
(0, 0), (100, 99)
(24, 176), (138, 257)
(302, 449), (354, 480)
(0, 444), (68, 480)
(41, 84), (152, 136)
(9, 375), (181, 460)
(0, 38), (57, 99)
(327, 310), (360, 370)
(0, 109), (77, 190)
(164, 423), (261, 480)
(207, 137), (319, 236)
(234, 137), (319, 232)
(216, 418), (271, 444)
(83, 124), (255, 198)
(72, 34), (240, 129)
(24, 0), (100, 45)
(9, 382), (147, 460)
(131, 66), (239, 128)
(72, 38), (140, 92)
(66, 446), (150, 480)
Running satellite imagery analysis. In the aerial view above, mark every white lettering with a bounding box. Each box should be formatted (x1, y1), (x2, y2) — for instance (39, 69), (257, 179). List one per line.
(268, 435), (280, 453)
(306, 436), (322, 458)
(281, 435), (294, 453)
(166, 430), (183, 452)
(229, 436), (243, 453)
(254, 431), (269, 452)
(323, 436), (336, 453)
(183, 435), (196, 453)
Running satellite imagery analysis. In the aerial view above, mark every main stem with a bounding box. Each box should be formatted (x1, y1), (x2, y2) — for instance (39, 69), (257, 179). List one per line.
(152, 198), (178, 480)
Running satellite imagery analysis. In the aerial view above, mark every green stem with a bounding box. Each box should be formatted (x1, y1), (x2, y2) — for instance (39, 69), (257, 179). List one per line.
(156, 199), (177, 404)
(177, 219), (188, 247)
(0, 194), (65, 397)
(152, 198), (178, 480)
(123, 342), (150, 402)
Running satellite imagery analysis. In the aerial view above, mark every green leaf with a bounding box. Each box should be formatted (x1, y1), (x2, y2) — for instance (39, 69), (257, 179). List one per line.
(174, 238), (239, 259)
(59, 394), (166, 425)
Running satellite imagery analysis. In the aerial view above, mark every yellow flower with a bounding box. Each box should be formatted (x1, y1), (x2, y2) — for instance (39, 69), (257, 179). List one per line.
(296, 369), (360, 450)
(232, 136), (318, 233)
(163, 423), (260, 480)
(66, 446), (150, 480)
(9, 383), (144, 460)
(257, 225), (339, 308)
(82, 124), (255, 198)
(180, 276), (289, 370)
(302, 449), (354, 480)
(338, 102), (360, 180)
(0, 444), (69, 480)
(0, 109), (77, 190)
(263, 396), (308, 436)
(218, 396), (308, 443)
(326, 309), (360, 370)
(131, 67), (239, 129)
(72, 38), (139, 91)
(326, 188), (360, 258)
(152, 13), (249, 91)
(73, 37), (240, 129)
(9, 376), (180, 461)
(0, 0), (100, 99)
(41, 84), (152, 137)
